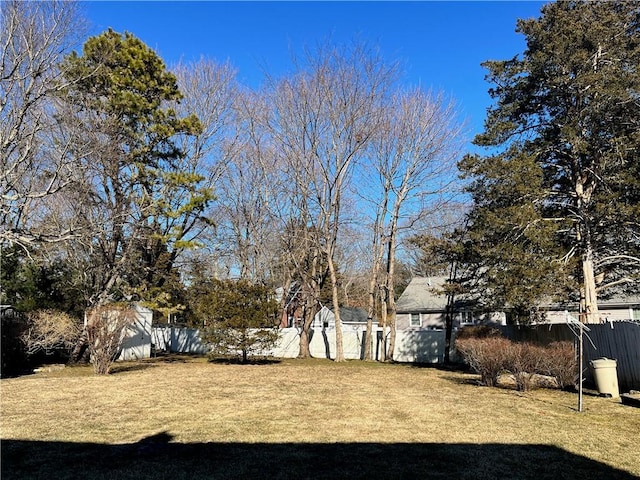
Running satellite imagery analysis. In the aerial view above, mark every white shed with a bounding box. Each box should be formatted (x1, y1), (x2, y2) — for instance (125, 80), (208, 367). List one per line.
(118, 304), (153, 361)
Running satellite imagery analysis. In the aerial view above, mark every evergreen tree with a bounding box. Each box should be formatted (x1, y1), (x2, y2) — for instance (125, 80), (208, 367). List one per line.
(461, 2), (640, 322)
(60, 30), (209, 306)
(195, 279), (280, 363)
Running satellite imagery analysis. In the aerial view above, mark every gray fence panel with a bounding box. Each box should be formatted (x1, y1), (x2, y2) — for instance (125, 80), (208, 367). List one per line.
(502, 322), (640, 391)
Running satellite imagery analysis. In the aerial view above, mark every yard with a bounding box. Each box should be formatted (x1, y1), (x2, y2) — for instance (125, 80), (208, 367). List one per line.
(2, 356), (639, 479)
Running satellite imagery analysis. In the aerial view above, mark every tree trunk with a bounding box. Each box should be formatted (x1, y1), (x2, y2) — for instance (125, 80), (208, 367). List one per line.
(70, 327), (89, 363)
(444, 260), (458, 363)
(385, 215), (399, 362)
(364, 271), (379, 361)
(582, 249), (600, 324)
(443, 298), (454, 363)
(328, 256), (345, 362)
(575, 177), (600, 324)
(297, 300), (316, 358)
(387, 298), (397, 362)
(379, 291), (388, 362)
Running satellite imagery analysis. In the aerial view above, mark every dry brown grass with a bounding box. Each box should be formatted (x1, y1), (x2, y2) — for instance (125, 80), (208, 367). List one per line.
(2, 356), (639, 479)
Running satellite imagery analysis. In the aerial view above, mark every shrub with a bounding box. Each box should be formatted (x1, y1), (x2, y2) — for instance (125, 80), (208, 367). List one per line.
(539, 341), (577, 391)
(85, 305), (136, 375)
(503, 342), (545, 392)
(455, 336), (511, 387)
(457, 334), (578, 392)
(20, 309), (81, 357)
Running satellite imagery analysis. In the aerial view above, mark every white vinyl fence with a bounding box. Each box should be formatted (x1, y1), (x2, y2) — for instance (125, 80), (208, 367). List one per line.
(151, 325), (450, 363)
(151, 325), (209, 355)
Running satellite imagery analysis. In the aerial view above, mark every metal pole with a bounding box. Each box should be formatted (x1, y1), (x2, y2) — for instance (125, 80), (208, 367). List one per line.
(578, 313), (584, 412)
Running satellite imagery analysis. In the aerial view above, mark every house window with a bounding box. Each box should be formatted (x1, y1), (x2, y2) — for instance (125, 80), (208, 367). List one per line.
(633, 309), (640, 321)
(459, 311), (475, 325)
(410, 313), (421, 327)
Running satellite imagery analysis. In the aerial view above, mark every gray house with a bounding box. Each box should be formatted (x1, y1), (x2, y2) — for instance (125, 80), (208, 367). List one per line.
(543, 293), (640, 324)
(396, 277), (640, 327)
(395, 277), (506, 331)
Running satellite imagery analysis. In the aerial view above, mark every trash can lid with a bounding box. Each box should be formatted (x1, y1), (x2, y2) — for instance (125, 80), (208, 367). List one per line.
(590, 357), (617, 367)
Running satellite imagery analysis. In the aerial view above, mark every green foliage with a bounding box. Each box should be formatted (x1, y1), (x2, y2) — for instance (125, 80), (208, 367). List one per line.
(60, 30), (211, 306)
(63, 29), (202, 150)
(407, 234), (454, 277)
(460, 2), (640, 315)
(0, 246), (84, 317)
(195, 279), (280, 363)
(460, 150), (576, 318)
(1, 307), (27, 376)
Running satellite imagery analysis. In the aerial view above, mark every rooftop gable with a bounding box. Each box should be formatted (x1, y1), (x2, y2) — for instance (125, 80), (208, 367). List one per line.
(396, 277), (451, 313)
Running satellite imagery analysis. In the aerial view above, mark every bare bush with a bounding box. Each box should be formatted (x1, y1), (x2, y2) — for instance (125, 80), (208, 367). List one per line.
(20, 310), (81, 356)
(85, 305), (136, 375)
(539, 341), (577, 391)
(455, 336), (511, 387)
(504, 342), (546, 392)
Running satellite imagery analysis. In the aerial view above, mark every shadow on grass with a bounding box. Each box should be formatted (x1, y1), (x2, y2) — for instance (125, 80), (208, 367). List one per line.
(108, 363), (157, 374)
(408, 361), (470, 372)
(2, 433), (637, 480)
(208, 357), (282, 366)
(147, 353), (209, 363)
(440, 374), (485, 387)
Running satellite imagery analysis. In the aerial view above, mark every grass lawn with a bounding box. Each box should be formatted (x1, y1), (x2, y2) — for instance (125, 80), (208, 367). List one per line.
(2, 356), (639, 479)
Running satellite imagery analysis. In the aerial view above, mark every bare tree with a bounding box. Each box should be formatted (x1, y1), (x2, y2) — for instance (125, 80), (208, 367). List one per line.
(0, 0), (87, 249)
(172, 57), (238, 190)
(214, 88), (284, 282)
(363, 88), (464, 360)
(312, 45), (393, 362)
(265, 42), (397, 361)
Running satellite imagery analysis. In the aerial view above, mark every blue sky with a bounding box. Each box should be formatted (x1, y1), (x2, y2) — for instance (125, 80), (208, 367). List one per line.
(83, 1), (546, 146)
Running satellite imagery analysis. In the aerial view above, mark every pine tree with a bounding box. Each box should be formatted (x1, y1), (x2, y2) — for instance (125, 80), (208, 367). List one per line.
(461, 2), (640, 323)
(60, 30), (209, 306)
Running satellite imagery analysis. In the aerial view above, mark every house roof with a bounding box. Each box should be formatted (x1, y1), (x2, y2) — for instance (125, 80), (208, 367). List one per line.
(547, 292), (640, 310)
(396, 277), (640, 315)
(320, 306), (373, 323)
(396, 277), (451, 313)
(338, 307), (369, 323)
(592, 291), (640, 306)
